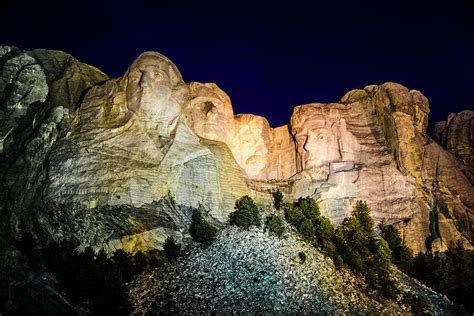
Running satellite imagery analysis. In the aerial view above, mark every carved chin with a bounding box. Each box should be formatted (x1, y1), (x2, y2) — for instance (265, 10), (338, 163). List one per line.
(304, 159), (326, 170)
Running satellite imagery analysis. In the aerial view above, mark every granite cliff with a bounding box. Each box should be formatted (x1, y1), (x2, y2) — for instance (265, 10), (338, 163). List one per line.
(1, 46), (472, 262)
(434, 110), (473, 169)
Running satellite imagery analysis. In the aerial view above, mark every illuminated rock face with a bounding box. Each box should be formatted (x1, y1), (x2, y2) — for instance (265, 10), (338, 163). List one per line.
(186, 82), (235, 143)
(125, 52), (188, 137)
(291, 105), (359, 174)
(43, 52), (249, 251)
(188, 82), (473, 252)
(434, 110), (474, 168)
(1, 47), (472, 254)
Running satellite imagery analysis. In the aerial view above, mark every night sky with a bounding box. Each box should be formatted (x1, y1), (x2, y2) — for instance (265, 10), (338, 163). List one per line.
(1, 0), (472, 131)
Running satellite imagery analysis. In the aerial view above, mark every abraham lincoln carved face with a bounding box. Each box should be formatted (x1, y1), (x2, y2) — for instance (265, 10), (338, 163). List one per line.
(291, 105), (357, 171)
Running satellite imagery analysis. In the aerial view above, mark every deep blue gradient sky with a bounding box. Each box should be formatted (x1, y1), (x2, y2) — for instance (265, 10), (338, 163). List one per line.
(1, 0), (473, 130)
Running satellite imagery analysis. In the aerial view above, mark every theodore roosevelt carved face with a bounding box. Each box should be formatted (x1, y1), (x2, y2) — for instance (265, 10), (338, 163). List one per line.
(125, 52), (188, 137)
(233, 114), (270, 179)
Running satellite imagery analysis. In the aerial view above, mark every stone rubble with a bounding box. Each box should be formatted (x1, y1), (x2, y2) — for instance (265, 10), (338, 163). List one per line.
(128, 226), (455, 315)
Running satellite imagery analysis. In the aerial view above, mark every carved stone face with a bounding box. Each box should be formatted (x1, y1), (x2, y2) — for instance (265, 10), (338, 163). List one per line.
(234, 115), (270, 178)
(292, 106), (356, 171)
(125, 52), (188, 137)
(186, 83), (235, 142)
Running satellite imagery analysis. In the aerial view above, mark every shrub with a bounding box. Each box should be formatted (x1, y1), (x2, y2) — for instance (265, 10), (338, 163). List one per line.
(296, 196), (320, 224)
(265, 214), (287, 237)
(39, 240), (165, 315)
(272, 190), (283, 210)
(403, 292), (431, 315)
(299, 219), (315, 240)
(285, 204), (305, 228)
(190, 207), (218, 245)
(372, 238), (398, 299)
(230, 195), (261, 229)
(352, 200), (374, 236)
(334, 255), (344, 270)
(395, 244), (413, 272)
(162, 236), (181, 260)
(314, 216), (334, 243)
(298, 251), (307, 263)
(379, 221), (402, 250)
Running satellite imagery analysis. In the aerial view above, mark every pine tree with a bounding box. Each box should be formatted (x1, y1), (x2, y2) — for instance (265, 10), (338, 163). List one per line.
(352, 200), (374, 236)
(372, 238), (398, 299)
(299, 219), (315, 240)
(272, 190), (283, 210)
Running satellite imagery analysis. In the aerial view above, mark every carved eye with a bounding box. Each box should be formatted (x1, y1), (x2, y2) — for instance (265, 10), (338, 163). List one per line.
(155, 71), (164, 81)
(201, 101), (216, 116)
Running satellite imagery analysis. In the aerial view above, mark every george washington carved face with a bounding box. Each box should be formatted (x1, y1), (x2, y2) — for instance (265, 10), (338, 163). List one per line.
(125, 52), (188, 137)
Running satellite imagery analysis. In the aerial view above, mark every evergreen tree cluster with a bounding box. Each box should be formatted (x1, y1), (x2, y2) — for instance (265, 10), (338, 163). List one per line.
(272, 190), (283, 210)
(190, 206), (218, 245)
(229, 195), (261, 229)
(282, 198), (398, 299)
(380, 223), (474, 313)
(17, 234), (168, 315)
(265, 214), (287, 237)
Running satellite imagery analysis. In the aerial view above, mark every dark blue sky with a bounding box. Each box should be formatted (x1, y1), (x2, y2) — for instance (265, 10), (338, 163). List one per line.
(1, 0), (473, 130)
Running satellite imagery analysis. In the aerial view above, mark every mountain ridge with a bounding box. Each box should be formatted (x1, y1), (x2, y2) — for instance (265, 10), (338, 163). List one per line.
(0, 46), (472, 258)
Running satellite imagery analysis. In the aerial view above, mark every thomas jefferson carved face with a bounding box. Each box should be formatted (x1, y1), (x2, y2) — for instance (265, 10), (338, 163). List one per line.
(185, 83), (235, 142)
(291, 106), (356, 171)
(125, 52), (188, 137)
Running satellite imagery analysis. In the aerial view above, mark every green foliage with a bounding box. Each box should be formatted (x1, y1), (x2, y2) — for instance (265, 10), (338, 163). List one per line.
(230, 195), (261, 229)
(352, 200), (374, 236)
(272, 190), (283, 210)
(333, 255), (344, 270)
(265, 214), (287, 237)
(371, 238), (398, 299)
(380, 223), (474, 314)
(404, 241), (474, 313)
(163, 236), (181, 260)
(331, 202), (399, 298)
(379, 222), (413, 272)
(299, 219), (315, 240)
(296, 196), (320, 224)
(298, 251), (307, 263)
(434, 254), (455, 295)
(284, 203), (305, 228)
(340, 217), (371, 266)
(403, 292), (431, 315)
(379, 221), (402, 250)
(190, 207), (218, 245)
(395, 244), (414, 272)
(409, 252), (431, 284)
(314, 216), (334, 244)
(41, 240), (163, 315)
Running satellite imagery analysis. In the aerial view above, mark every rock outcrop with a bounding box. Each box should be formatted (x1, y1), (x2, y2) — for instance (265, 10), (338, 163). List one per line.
(434, 110), (473, 168)
(1, 46), (472, 258)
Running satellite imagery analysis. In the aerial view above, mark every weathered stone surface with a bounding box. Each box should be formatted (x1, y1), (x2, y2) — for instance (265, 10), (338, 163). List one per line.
(187, 82), (293, 181)
(129, 226), (455, 314)
(45, 52), (249, 248)
(341, 84), (473, 250)
(434, 110), (474, 168)
(0, 47), (472, 258)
